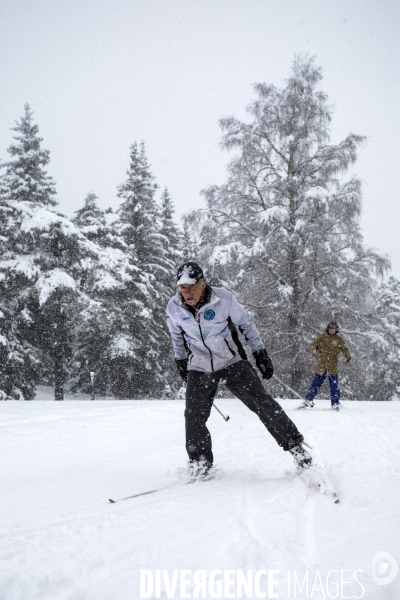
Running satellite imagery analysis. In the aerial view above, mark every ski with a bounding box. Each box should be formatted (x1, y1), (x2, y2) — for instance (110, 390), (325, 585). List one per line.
(286, 441), (340, 503)
(299, 464), (340, 503)
(272, 374), (342, 414)
(109, 471), (216, 503)
(298, 405), (343, 411)
(109, 481), (187, 503)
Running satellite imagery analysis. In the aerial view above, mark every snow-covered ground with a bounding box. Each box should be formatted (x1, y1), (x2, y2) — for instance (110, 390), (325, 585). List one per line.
(1, 390), (399, 600)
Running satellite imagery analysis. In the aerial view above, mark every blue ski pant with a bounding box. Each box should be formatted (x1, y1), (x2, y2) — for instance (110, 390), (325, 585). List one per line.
(305, 371), (340, 404)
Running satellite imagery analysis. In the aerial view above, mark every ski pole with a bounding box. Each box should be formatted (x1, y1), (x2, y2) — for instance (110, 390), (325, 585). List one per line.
(212, 402), (230, 421)
(272, 374), (303, 400)
(182, 382), (229, 421)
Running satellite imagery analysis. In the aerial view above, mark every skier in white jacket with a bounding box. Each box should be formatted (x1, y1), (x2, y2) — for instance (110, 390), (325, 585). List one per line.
(166, 262), (312, 479)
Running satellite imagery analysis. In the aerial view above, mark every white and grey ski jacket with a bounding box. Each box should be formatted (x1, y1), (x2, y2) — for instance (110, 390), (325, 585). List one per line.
(166, 286), (265, 373)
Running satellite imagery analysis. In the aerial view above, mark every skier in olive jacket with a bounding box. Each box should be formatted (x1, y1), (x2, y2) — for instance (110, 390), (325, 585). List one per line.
(167, 262), (312, 479)
(302, 321), (351, 410)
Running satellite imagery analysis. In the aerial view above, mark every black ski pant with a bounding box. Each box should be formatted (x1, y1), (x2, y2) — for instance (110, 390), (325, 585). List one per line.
(185, 360), (304, 464)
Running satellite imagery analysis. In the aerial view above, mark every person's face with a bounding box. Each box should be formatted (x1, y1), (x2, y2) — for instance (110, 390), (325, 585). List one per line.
(328, 326), (337, 335)
(179, 279), (207, 306)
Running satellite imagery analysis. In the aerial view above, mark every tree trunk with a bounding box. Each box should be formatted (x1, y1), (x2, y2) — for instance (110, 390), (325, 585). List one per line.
(54, 301), (66, 401)
(287, 199), (303, 393)
(54, 341), (64, 400)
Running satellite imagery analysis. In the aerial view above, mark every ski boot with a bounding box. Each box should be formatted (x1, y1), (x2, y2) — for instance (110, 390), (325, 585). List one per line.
(288, 442), (313, 469)
(331, 403), (340, 411)
(184, 458), (215, 482)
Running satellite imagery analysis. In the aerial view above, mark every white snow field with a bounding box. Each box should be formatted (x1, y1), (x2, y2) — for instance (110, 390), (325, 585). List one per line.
(1, 390), (399, 600)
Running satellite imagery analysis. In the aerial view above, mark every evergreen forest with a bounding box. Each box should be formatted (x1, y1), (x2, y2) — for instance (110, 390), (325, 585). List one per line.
(1, 57), (399, 401)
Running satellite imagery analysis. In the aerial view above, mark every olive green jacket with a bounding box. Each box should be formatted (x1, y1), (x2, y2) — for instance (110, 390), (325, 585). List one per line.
(310, 332), (351, 376)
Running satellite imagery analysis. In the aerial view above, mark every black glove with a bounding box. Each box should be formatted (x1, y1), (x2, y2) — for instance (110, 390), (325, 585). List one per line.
(346, 357), (351, 363)
(253, 348), (274, 380)
(175, 358), (188, 383)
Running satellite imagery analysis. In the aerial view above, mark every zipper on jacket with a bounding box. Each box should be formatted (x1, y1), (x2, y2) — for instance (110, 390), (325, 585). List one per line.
(224, 339), (236, 357)
(195, 310), (214, 372)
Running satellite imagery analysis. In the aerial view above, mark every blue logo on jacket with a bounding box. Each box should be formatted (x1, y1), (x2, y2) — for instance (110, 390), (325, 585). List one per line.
(204, 309), (215, 321)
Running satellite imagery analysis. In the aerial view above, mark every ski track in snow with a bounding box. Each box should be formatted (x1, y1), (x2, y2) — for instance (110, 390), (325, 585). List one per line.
(0, 391), (399, 599)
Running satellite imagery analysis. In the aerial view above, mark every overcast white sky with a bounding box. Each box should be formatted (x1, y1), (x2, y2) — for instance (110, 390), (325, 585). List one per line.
(1, 0), (400, 276)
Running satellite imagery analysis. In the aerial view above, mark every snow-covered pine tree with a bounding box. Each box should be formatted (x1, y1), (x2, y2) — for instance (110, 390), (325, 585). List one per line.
(69, 193), (127, 397)
(0, 104), (57, 207)
(117, 142), (162, 268)
(69, 182), (176, 399)
(0, 106), (132, 400)
(181, 212), (202, 264)
(68, 192), (120, 396)
(68, 302), (115, 397)
(71, 192), (127, 252)
(364, 277), (400, 400)
(111, 142), (174, 396)
(14, 202), (132, 401)
(158, 187), (185, 390)
(30, 220), (93, 400)
(0, 103), (59, 399)
(0, 199), (91, 400)
(0, 105), (74, 399)
(71, 192), (106, 238)
(0, 197), (40, 399)
(197, 56), (389, 394)
(160, 187), (182, 281)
